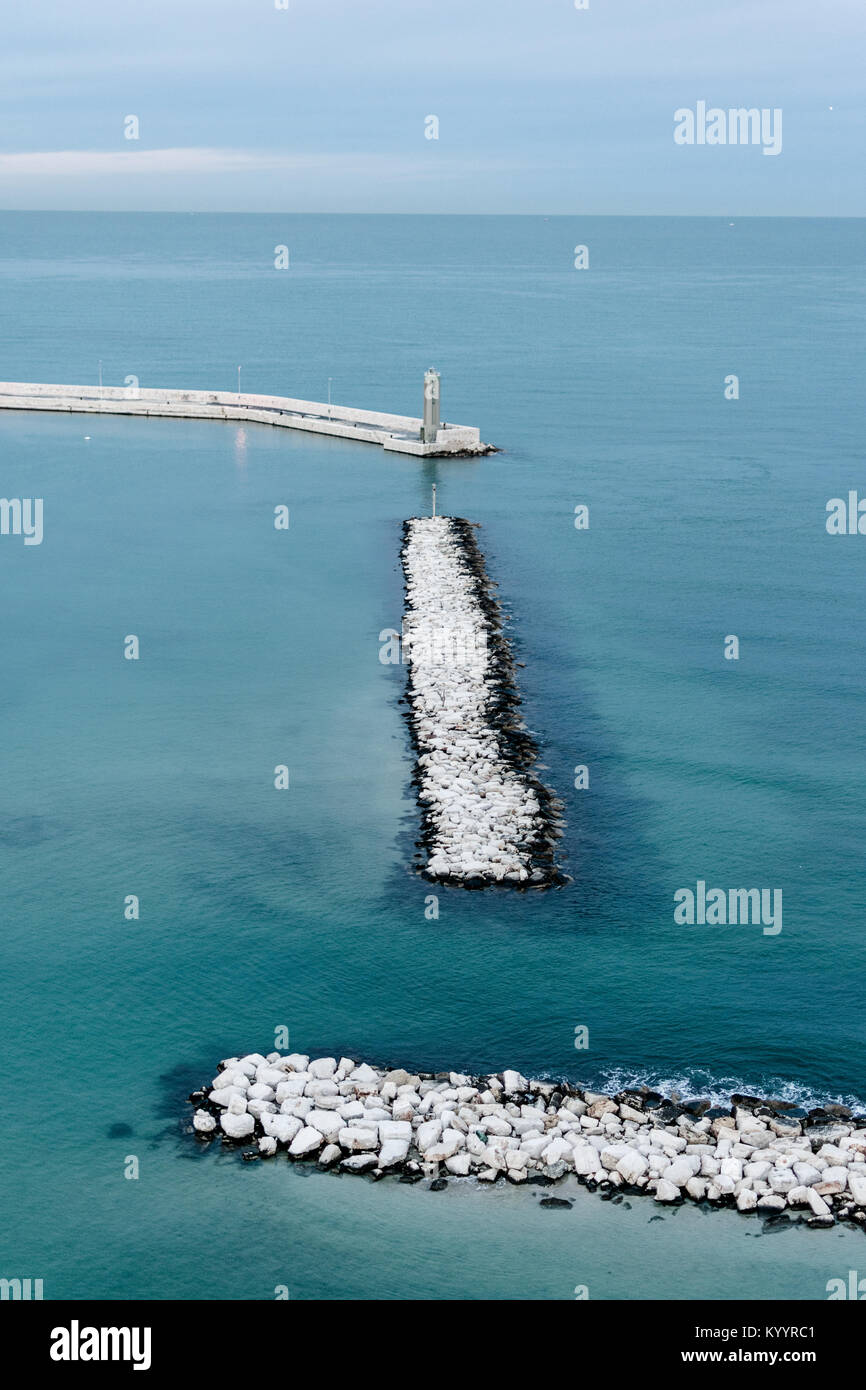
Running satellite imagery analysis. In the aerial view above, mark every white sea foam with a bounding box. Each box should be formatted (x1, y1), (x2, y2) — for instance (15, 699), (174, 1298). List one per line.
(586, 1067), (864, 1114)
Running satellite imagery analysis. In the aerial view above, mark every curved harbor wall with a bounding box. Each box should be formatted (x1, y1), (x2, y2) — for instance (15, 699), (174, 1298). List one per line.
(0, 381), (491, 457)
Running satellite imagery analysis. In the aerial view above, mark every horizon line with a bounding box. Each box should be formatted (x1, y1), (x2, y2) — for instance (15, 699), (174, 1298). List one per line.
(0, 209), (864, 219)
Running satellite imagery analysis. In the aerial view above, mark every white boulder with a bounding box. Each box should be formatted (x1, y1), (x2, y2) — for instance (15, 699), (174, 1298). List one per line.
(289, 1126), (325, 1156)
(616, 1149), (649, 1184)
(338, 1127), (378, 1153)
(220, 1111), (255, 1140)
(308, 1057), (337, 1079)
(654, 1180), (680, 1203)
(305, 1110), (343, 1142)
(378, 1139), (410, 1168)
(848, 1170), (866, 1206)
(261, 1114), (303, 1145)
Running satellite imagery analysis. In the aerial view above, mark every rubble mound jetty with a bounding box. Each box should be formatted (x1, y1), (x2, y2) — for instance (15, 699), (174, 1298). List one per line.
(401, 516), (564, 886)
(188, 1051), (866, 1229)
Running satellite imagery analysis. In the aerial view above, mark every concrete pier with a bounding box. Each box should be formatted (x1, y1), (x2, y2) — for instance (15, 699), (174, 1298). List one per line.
(0, 373), (493, 457)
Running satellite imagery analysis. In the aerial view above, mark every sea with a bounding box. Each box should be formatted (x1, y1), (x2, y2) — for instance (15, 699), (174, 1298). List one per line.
(1, 213), (864, 1299)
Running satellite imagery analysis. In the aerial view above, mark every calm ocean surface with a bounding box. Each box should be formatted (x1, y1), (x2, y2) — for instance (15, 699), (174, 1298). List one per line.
(1, 213), (864, 1299)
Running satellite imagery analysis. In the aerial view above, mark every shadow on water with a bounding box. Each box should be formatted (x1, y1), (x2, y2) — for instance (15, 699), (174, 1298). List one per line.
(0, 815), (63, 847)
(106, 1122), (134, 1139)
(161, 812), (330, 929)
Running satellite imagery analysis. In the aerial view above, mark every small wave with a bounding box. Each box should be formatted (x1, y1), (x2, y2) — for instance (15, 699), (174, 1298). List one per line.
(587, 1066), (863, 1113)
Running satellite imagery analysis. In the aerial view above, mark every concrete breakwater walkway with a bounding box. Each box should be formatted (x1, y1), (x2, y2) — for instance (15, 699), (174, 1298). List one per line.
(401, 516), (563, 886)
(189, 1050), (866, 1228)
(0, 379), (493, 457)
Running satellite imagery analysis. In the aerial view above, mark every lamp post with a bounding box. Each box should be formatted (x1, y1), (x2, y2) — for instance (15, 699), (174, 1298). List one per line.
(237, 365), (242, 395)
(327, 377), (333, 419)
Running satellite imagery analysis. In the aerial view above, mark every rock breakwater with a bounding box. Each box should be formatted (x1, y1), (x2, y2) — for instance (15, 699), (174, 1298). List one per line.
(188, 1051), (866, 1229)
(400, 516), (563, 886)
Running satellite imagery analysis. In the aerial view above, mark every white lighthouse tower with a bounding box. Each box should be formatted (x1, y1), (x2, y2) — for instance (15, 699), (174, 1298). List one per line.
(421, 368), (441, 444)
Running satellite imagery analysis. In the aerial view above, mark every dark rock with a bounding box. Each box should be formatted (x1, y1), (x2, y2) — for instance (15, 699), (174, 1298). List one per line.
(654, 1103), (679, 1123)
(615, 1091), (646, 1112)
(761, 1215), (792, 1233)
(681, 1098), (711, 1116)
(539, 1197), (572, 1209)
(430, 1177), (448, 1192)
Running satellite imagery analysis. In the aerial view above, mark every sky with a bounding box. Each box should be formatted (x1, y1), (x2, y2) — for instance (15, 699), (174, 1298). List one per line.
(0, 0), (864, 215)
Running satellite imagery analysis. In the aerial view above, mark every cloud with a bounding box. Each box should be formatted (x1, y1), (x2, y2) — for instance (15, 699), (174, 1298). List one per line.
(0, 148), (316, 176)
(0, 147), (528, 179)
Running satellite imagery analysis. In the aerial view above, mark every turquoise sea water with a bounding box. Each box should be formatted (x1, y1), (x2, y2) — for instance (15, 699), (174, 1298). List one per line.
(1, 214), (864, 1299)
